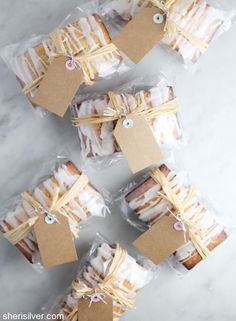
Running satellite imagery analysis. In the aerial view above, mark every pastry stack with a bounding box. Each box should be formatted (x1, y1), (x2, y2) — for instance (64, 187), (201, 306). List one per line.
(0, 161), (107, 265)
(8, 14), (125, 99)
(72, 81), (182, 160)
(49, 241), (154, 321)
(123, 164), (227, 269)
(106, 0), (228, 62)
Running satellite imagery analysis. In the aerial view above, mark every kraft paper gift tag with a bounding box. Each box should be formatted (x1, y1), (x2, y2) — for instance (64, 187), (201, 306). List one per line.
(34, 213), (78, 268)
(114, 115), (163, 173)
(32, 56), (84, 117)
(133, 215), (189, 265)
(78, 294), (113, 321)
(113, 7), (165, 64)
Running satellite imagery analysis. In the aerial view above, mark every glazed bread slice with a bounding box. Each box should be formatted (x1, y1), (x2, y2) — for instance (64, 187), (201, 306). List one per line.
(73, 83), (182, 159)
(50, 242), (153, 321)
(0, 161), (107, 264)
(125, 164), (227, 269)
(11, 14), (123, 97)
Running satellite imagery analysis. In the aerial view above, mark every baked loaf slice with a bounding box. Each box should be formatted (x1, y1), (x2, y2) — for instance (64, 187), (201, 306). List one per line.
(72, 82), (182, 159)
(125, 164), (227, 269)
(10, 14), (124, 98)
(49, 241), (153, 321)
(0, 161), (107, 265)
(106, 0), (226, 63)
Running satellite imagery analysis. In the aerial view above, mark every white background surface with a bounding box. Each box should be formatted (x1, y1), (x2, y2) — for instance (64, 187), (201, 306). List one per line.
(0, 0), (236, 320)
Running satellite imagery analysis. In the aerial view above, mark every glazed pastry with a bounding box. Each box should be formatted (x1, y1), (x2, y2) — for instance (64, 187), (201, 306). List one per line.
(0, 161), (107, 265)
(72, 82), (182, 159)
(48, 241), (154, 321)
(8, 14), (125, 98)
(105, 0), (227, 63)
(124, 164), (227, 269)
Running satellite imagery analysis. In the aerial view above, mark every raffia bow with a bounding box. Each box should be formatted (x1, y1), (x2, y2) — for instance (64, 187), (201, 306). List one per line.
(4, 173), (89, 245)
(71, 91), (178, 126)
(67, 244), (135, 321)
(23, 28), (118, 95)
(150, 168), (211, 259)
(149, 0), (209, 53)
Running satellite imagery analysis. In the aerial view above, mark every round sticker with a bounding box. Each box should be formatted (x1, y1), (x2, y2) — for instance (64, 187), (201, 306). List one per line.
(174, 221), (184, 232)
(45, 214), (56, 225)
(65, 59), (76, 71)
(123, 118), (134, 129)
(91, 294), (102, 303)
(153, 13), (164, 24)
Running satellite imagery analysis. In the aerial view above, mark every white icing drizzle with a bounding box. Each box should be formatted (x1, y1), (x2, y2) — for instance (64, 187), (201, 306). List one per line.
(69, 19), (96, 52)
(162, 0), (225, 62)
(89, 15), (107, 46)
(83, 243), (153, 291)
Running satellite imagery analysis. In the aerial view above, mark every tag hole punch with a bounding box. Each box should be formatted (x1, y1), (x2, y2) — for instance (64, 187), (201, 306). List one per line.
(174, 221), (184, 232)
(123, 118), (134, 129)
(91, 293), (105, 303)
(65, 59), (76, 71)
(45, 214), (56, 225)
(153, 13), (164, 24)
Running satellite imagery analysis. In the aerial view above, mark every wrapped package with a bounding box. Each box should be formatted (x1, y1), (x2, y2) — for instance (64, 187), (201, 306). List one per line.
(0, 159), (109, 269)
(102, 0), (234, 64)
(117, 164), (227, 270)
(71, 76), (183, 168)
(0, 4), (129, 115)
(45, 235), (157, 321)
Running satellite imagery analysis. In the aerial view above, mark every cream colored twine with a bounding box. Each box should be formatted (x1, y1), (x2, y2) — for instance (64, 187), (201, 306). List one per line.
(71, 91), (178, 126)
(149, 0), (209, 53)
(4, 173), (89, 244)
(150, 168), (211, 259)
(23, 28), (118, 95)
(67, 244), (134, 321)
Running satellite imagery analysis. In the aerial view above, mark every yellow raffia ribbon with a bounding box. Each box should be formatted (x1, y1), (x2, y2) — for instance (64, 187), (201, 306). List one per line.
(4, 173), (89, 245)
(71, 91), (178, 126)
(149, 0), (209, 53)
(23, 27), (118, 95)
(67, 244), (135, 321)
(150, 168), (211, 259)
